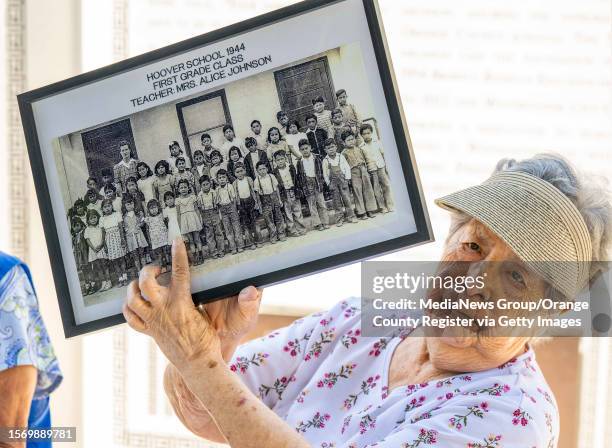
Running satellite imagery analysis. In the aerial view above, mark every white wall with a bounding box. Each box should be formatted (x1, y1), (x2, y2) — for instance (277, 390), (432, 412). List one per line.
(24, 0), (82, 441)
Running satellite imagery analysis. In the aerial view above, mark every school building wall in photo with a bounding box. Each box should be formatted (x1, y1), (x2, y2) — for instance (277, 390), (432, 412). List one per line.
(54, 42), (376, 211)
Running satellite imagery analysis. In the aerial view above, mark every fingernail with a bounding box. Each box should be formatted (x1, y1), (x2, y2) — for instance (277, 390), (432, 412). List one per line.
(239, 286), (255, 300)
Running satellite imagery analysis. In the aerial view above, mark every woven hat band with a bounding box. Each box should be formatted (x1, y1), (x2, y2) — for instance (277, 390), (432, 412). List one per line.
(435, 171), (592, 298)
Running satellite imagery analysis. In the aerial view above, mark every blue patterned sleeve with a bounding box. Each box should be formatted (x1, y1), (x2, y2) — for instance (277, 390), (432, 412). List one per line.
(0, 266), (62, 398)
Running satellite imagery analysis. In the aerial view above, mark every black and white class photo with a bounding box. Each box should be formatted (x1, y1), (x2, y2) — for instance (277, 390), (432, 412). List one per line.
(53, 42), (397, 306)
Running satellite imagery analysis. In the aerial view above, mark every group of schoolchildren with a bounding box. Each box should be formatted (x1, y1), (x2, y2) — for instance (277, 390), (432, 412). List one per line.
(68, 88), (394, 295)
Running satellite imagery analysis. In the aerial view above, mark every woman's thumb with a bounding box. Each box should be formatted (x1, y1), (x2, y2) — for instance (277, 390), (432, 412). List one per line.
(237, 286), (261, 320)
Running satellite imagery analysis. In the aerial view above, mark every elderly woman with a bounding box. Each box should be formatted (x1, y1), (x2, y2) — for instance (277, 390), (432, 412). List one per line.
(124, 154), (610, 447)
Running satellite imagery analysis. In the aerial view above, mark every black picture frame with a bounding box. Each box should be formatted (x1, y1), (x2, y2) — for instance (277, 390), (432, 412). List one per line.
(18, 0), (433, 338)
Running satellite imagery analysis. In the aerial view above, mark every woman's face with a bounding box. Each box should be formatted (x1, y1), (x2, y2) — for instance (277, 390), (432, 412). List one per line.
(426, 218), (548, 371)
(120, 145), (131, 160)
(157, 165), (166, 176)
(138, 165), (148, 178)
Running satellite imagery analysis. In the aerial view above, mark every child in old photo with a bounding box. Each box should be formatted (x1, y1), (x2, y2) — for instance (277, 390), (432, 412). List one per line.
(296, 139), (329, 230)
(175, 179), (204, 264)
(276, 110), (289, 139)
(173, 157), (197, 194)
(162, 191), (182, 246)
(144, 199), (170, 270)
(167, 140), (191, 173)
(226, 146), (243, 183)
(125, 177), (146, 217)
(71, 216), (91, 294)
(197, 175), (225, 258)
(84, 209), (111, 292)
(153, 160), (174, 207)
(102, 184), (123, 215)
(221, 124), (247, 159)
(233, 162), (260, 249)
(330, 108), (348, 151)
(266, 126), (301, 167)
(200, 133), (218, 165)
(360, 123), (393, 213)
(340, 130), (377, 219)
(249, 119), (267, 149)
(254, 161), (286, 244)
(122, 194), (148, 271)
(192, 150), (210, 189)
(244, 137), (271, 180)
(305, 114), (329, 158)
(272, 150), (306, 236)
(86, 176), (99, 197)
(336, 89), (362, 130)
(209, 150), (225, 186)
(312, 96), (334, 137)
(322, 138), (357, 226)
(215, 169), (244, 254)
(136, 161), (156, 206)
(100, 198), (127, 286)
(85, 188), (102, 215)
(100, 168), (118, 197)
(284, 120), (308, 167)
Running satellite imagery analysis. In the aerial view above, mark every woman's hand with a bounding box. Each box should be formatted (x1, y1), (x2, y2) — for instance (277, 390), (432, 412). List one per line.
(122, 238), (262, 371)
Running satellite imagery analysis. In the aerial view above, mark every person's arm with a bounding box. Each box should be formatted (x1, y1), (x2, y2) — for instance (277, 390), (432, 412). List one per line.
(123, 240), (312, 448)
(322, 158), (330, 185)
(0, 366), (37, 448)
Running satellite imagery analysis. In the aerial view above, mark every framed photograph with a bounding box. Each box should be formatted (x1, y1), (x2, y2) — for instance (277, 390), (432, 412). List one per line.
(18, 0), (432, 337)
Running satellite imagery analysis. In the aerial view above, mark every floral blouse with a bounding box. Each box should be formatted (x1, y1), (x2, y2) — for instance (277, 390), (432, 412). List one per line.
(230, 298), (559, 448)
(0, 266), (62, 398)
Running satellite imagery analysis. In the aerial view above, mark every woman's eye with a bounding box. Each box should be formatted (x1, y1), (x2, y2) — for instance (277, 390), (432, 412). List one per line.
(464, 242), (481, 252)
(511, 270), (525, 285)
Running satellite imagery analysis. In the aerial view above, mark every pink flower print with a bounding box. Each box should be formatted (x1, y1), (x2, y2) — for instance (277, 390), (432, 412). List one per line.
(305, 329), (335, 361)
(320, 317), (334, 326)
(359, 414), (376, 434)
(317, 363), (357, 389)
(448, 403), (489, 430)
(471, 383), (510, 397)
(467, 434), (502, 448)
(436, 378), (453, 388)
(460, 375), (472, 382)
(369, 338), (389, 357)
(340, 301), (358, 318)
(229, 352), (269, 373)
(296, 390), (308, 404)
(396, 396), (427, 425)
(511, 408), (532, 427)
(295, 412), (331, 433)
(342, 375), (381, 410)
(258, 375), (296, 400)
(340, 329), (361, 348)
(381, 386), (389, 400)
(402, 428), (438, 447)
